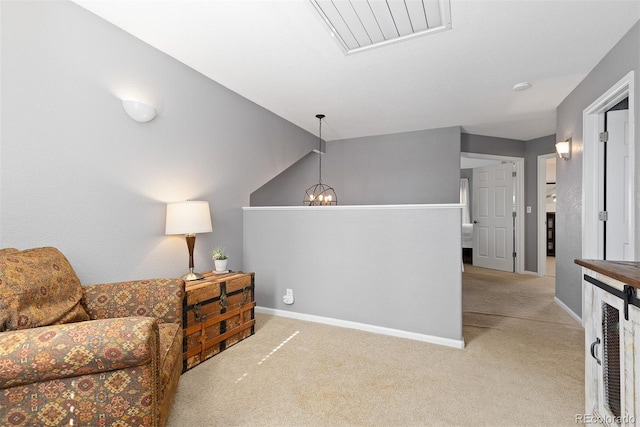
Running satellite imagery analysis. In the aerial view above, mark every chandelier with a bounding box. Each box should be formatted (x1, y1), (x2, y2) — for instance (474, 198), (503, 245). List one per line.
(304, 114), (337, 206)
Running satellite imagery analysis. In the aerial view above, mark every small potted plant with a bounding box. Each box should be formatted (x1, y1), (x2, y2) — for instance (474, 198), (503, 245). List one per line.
(211, 246), (228, 273)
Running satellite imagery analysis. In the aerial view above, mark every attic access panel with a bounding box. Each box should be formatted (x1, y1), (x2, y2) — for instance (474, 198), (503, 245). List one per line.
(311, 0), (452, 54)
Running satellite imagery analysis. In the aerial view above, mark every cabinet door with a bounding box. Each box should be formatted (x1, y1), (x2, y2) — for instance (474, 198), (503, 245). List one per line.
(591, 286), (632, 425)
(630, 305), (640, 422)
(585, 281), (599, 415)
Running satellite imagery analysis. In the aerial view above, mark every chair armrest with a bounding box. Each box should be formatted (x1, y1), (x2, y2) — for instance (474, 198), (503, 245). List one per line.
(82, 278), (184, 324)
(0, 317), (158, 389)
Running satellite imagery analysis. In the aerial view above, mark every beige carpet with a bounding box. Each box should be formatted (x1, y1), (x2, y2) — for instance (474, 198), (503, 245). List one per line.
(547, 256), (556, 277)
(167, 265), (584, 426)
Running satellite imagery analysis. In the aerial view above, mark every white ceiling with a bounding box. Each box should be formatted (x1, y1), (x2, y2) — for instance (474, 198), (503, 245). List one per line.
(72, 0), (640, 142)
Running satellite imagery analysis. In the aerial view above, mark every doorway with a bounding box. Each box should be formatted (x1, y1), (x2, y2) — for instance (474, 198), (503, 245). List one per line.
(537, 153), (557, 277)
(461, 152), (525, 274)
(582, 71), (635, 261)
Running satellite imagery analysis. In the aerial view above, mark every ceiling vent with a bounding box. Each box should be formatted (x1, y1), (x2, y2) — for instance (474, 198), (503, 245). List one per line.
(311, 0), (452, 54)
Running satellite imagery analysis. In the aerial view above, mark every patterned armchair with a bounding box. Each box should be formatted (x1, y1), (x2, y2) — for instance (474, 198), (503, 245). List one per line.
(0, 247), (184, 427)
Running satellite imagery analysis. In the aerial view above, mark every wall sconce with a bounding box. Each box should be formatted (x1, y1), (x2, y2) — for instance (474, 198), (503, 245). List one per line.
(556, 139), (571, 160)
(122, 99), (157, 122)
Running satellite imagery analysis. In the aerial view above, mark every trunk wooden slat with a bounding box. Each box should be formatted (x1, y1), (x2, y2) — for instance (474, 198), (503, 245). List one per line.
(182, 271), (255, 372)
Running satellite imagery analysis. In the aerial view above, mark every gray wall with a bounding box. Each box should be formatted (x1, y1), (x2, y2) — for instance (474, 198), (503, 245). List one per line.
(461, 133), (525, 157)
(244, 205), (463, 343)
(0, 1), (317, 284)
(251, 126), (461, 206)
(556, 21), (640, 318)
(255, 128), (554, 273)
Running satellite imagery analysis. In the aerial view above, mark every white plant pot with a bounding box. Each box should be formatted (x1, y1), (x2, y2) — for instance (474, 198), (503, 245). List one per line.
(214, 259), (228, 272)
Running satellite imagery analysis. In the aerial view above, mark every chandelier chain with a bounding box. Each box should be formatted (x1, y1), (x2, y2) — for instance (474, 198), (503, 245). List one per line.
(318, 115), (322, 184)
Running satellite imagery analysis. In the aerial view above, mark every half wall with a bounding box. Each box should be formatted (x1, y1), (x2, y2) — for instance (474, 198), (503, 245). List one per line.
(243, 204), (464, 348)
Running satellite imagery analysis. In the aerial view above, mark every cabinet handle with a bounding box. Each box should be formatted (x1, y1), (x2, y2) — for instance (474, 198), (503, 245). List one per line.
(590, 337), (601, 365)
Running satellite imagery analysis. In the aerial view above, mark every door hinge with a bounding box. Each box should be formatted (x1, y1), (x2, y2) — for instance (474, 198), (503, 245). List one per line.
(512, 211), (516, 218)
(599, 211), (608, 221)
(512, 171), (517, 177)
(512, 252), (517, 258)
(599, 131), (609, 143)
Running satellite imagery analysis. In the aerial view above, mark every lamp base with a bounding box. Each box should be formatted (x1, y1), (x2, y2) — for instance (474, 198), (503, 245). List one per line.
(181, 271), (204, 281)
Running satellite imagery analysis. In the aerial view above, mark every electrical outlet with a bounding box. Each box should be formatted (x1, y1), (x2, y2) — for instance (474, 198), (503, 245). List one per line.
(283, 289), (294, 305)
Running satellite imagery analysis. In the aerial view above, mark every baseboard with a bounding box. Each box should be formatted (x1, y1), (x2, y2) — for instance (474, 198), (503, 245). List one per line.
(523, 270), (539, 276)
(255, 306), (465, 349)
(554, 297), (583, 326)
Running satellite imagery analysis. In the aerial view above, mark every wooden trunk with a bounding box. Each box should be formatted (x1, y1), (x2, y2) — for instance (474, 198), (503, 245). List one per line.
(182, 271), (255, 372)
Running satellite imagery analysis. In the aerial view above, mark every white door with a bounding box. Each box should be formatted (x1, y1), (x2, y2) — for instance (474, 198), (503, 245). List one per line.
(604, 109), (631, 260)
(472, 163), (514, 272)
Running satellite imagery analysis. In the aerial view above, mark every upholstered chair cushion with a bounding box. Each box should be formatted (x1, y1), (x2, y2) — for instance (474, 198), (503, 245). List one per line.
(0, 247), (89, 331)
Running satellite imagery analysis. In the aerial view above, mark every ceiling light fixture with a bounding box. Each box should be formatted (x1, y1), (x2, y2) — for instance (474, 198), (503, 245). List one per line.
(304, 114), (337, 206)
(512, 82), (532, 92)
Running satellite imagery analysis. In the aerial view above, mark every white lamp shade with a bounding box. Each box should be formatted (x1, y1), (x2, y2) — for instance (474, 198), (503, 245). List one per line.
(122, 99), (157, 122)
(165, 201), (213, 235)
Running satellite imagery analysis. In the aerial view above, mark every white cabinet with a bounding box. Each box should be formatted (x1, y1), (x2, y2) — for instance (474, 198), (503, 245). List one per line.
(580, 261), (640, 427)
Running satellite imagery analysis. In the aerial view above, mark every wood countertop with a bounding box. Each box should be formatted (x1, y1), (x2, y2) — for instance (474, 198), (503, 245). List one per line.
(575, 259), (640, 289)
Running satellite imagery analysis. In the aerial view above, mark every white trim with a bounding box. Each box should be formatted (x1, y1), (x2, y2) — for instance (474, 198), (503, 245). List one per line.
(537, 153), (556, 277)
(515, 159), (525, 274)
(243, 203), (463, 211)
(255, 306), (466, 349)
(582, 112), (604, 260)
(554, 297), (583, 326)
(523, 270), (538, 276)
(582, 71), (635, 261)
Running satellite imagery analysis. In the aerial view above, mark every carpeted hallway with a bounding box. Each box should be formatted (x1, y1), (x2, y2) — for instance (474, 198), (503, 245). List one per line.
(167, 265), (584, 426)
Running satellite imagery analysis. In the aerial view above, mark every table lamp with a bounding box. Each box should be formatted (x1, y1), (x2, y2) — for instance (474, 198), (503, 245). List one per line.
(165, 200), (213, 281)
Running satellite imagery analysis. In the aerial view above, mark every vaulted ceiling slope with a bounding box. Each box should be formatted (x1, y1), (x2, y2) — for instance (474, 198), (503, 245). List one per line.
(73, 0), (640, 142)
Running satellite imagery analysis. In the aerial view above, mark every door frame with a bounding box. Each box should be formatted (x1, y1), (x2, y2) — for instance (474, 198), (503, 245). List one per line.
(582, 71), (635, 261)
(461, 152), (524, 273)
(537, 153), (556, 277)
